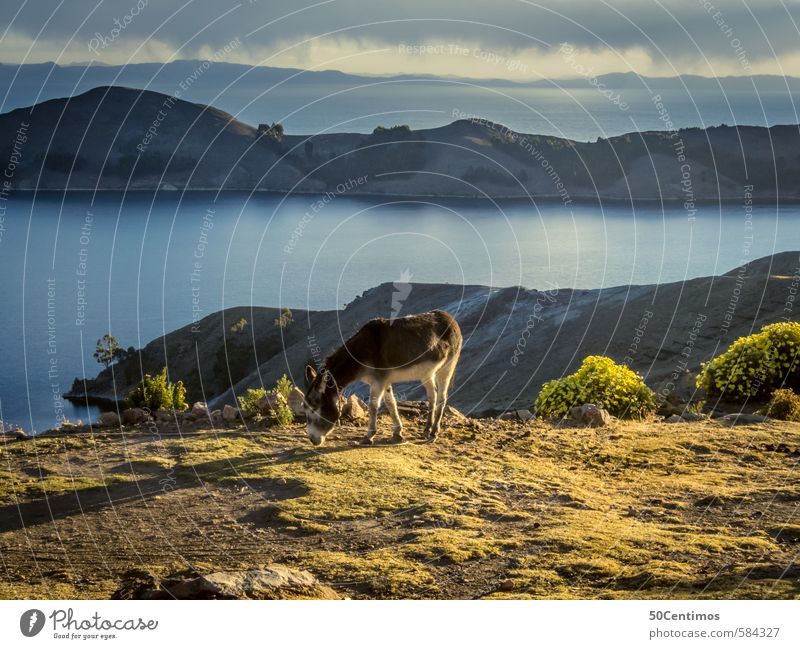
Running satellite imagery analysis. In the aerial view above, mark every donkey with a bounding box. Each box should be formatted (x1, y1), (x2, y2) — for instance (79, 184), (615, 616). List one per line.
(303, 310), (462, 446)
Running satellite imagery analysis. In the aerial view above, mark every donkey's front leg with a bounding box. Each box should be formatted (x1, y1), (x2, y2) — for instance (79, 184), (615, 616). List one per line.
(361, 382), (385, 445)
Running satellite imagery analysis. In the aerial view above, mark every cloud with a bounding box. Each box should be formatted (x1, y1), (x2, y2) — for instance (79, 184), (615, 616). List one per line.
(1, 0), (799, 77)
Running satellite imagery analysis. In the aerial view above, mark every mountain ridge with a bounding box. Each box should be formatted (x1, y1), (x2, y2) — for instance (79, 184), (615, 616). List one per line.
(2, 85), (799, 200)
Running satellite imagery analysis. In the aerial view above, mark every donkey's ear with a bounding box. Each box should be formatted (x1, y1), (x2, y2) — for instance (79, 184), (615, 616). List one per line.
(304, 364), (318, 387)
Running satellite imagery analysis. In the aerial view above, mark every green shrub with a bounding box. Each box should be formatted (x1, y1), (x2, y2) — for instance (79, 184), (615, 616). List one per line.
(236, 375), (295, 425)
(272, 374), (294, 425)
(127, 367), (188, 411)
(276, 374), (292, 399)
(763, 388), (800, 421)
(271, 393), (294, 426)
(534, 355), (656, 419)
(237, 388), (267, 417)
(696, 322), (800, 401)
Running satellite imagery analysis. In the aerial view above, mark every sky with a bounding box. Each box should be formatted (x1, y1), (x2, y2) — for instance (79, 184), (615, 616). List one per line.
(1, 0), (799, 79)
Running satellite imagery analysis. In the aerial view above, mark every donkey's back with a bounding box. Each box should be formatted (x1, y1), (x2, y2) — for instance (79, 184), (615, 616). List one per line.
(352, 309), (462, 373)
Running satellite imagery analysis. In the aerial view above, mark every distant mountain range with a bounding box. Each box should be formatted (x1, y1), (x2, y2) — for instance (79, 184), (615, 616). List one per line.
(2, 61), (799, 141)
(1, 85), (798, 200)
(3, 60), (800, 97)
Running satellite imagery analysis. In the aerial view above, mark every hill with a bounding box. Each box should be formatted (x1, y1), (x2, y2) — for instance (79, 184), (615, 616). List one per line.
(68, 251), (800, 416)
(2, 85), (800, 199)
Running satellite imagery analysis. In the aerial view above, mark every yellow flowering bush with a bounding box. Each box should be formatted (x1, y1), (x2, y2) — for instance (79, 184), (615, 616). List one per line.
(534, 355), (656, 419)
(696, 322), (800, 401)
(764, 388), (800, 422)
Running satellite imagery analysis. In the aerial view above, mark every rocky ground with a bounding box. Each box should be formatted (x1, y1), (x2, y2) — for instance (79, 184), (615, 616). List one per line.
(1, 408), (799, 600)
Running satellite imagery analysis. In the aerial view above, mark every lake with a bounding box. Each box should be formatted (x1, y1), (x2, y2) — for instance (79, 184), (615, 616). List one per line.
(0, 191), (796, 432)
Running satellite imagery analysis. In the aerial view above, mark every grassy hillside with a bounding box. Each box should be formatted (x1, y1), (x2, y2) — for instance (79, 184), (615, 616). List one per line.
(1, 414), (798, 599)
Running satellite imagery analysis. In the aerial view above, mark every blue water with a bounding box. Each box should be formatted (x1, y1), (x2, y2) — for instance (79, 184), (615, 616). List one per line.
(0, 191), (797, 432)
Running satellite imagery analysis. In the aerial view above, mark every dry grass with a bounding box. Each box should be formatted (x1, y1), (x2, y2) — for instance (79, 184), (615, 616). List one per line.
(1, 415), (798, 599)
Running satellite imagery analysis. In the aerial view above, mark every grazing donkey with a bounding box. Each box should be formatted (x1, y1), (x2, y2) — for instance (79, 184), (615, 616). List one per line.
(303, 310), (462, 446)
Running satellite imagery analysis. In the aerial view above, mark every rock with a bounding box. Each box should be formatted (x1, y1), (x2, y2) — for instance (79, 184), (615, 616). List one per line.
(98, 411), (121, 428)
(112, 566), (340, 600)
(680, 411), (709, 422)
(570, 404), (612, 427)
(719, 413), (770, 425)
(222, 404), (239, 422)
(211, 409), (223, 426)
(445, 405), (469, 422)
(286, 387), (306, 417)
(14, 429), (29, 440)
(155, 410), (174, 422)
(513, 409), (534, 422)
(665, 414), (684, 423)
(122, 408), (149, 425)
(190, 402), (210, 420)
(256, 392), (282, 415)
(341, 394), (367, 420)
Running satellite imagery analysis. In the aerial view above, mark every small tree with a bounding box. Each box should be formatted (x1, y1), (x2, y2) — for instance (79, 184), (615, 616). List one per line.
(274, 307), (293, 329)
(229, 317), (248, 333)
(258, 122), (284, 142)
(94, 334), (121, 368)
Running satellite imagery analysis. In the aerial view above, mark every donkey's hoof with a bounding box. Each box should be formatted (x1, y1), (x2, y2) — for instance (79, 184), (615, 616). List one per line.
(425, 434), (438, 444)
(360, 435), (375, 446)
(390, 432), (405, 444)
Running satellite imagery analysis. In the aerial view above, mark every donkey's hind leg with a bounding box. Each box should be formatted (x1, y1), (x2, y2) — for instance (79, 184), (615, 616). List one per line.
(432, 354), (459, 437)
(384, 386), (404, 442)
(421, 376), (438, 440)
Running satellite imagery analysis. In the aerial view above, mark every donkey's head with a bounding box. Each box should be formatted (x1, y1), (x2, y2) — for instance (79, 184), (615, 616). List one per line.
(303, 364), (341, 446)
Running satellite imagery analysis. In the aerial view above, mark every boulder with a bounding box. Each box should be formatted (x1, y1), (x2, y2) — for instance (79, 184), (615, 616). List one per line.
(112, 566), (340, 600)
(719, 413), (770, 425)
(256, 392), (282, 415)
(211, 409), (223, 426)
(341, 394), (367, 420)
(222, 404), (239, 423)
(570, 404), (612, 427)
(14, 429), (29, 440)
(665, 414), (684, 423)
(286, 387), (306, 417)
(155, 410), (174, 422)
(122, 408), (149, 425)
(190, 402), (210, 420)
(98, 411), (121, 428)
(680, 411), (709, 422)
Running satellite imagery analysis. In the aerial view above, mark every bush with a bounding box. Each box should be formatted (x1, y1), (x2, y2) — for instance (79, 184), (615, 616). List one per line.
(238, 388), (267, 417)
(236, 375), (295, 425)
(696, 322), (800, 401)
(127, 367), (188, 411)
(534, 356), (656, 419)
(271, 393), (294, 426)
(764, 388), (800, 421)
(272, 374), (294, 425)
